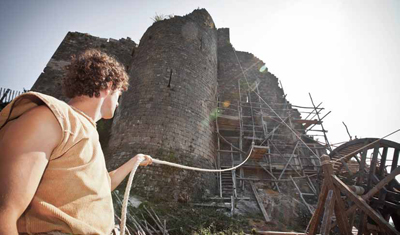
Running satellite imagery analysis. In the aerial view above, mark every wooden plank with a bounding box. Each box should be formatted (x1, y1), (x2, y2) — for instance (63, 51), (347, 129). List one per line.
(331, 175), (400, 235)
(251, 145), (269, 159)
(250, 181), (271, 222)
(217, 114), (240, 130)
(292, 119), (321, 129)
(367, 145), (380, 187)
(320, 156), (351, 235)
(359, 145), (380, 234)
(370, 196), (400, 209)
(292, 119), (320, 125)
(378, 147), (388, 178)
(389, 149), (400, 190)
(391, 149), (399, 172)
(308, 180), (328, 235)
(358, 215), (368, 235)
(342, 166), (400, 217)
(357, 144), (368, 185)
(320, 190), (335, 235)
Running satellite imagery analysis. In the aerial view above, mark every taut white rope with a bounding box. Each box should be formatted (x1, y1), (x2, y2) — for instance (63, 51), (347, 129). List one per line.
(120, 145), (255, 235)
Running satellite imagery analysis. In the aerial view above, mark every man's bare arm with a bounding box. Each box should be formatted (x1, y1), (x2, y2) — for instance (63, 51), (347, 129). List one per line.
(0, 106), (62, 234)
(108, 154), (152, 191)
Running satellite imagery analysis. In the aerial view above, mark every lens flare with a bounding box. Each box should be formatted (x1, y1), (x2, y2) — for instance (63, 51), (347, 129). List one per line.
(222, 100), (230, 108)
(239, 79), (260, 92)
(259, 64), (268, 73)
(201, 108), (221, 126)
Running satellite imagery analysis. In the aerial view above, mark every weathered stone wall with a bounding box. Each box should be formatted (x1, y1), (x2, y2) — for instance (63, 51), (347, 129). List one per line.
(107, 9), (218, 201)
(30, 31), (136, 150)
(31, 32), (136, 101)
(216, 28), (241, 109)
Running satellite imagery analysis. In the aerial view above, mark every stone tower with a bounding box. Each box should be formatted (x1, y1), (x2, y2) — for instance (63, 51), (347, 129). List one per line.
(107, 9), (218, 200)
(28, 9), (321, 207)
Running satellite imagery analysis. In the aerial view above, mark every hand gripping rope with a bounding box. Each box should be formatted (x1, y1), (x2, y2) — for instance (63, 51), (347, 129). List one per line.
(119, 145), (255, 235)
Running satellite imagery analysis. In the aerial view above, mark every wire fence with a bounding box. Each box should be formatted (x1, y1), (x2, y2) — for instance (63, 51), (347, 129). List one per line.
(0, 87), (27, 104)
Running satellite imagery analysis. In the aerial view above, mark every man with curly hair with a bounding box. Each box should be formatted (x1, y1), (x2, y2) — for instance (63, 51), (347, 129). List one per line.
(0, 49), (152, 234)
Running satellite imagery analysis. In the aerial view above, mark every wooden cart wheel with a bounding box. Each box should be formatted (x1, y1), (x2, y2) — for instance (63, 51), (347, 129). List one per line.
(329, 138), (400, 233)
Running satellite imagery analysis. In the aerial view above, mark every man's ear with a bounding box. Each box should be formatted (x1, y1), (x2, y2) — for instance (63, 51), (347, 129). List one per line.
(100, 88), (111, 97)
(100, 82), (114, 97)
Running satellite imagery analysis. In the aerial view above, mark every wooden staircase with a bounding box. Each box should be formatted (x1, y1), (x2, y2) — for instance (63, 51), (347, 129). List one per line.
(220, 168), (234, 197)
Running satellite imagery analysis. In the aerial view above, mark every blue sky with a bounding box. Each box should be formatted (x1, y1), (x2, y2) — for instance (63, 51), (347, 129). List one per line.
(1, 0), (399, 146)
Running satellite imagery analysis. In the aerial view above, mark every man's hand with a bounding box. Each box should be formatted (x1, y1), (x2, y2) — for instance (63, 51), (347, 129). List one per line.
(108, 153), (152, 191)
(134, 153), (153, 166)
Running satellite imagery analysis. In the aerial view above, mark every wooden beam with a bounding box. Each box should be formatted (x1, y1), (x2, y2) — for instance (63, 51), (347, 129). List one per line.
(389, 149), (400, 190)
(251, 145), (270, 159)
(309, 155), (352, 235)
(367, 145), (380, 188)
(365, 167), (400, 199)
(378, 147), (388, 178)
(307, 181), (328, 235)
(370, 197), (400, 210)
(391, 149), (400, 172)
(250, 181), (271, 222)
(320, 155), (351, 235)
(357, 145), (368, 185)
(217, 114), (240, 130)
(331, 175), (400, 235)
(332, 166), (400, 228)
(358, 145), (380, 234)
(320, 190), (335, 235)
(292, 119), (321, 129)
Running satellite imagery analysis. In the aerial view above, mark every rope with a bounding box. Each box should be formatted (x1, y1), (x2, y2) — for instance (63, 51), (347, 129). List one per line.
(120, 157), (142, 235)
(120, 145), (255, 234)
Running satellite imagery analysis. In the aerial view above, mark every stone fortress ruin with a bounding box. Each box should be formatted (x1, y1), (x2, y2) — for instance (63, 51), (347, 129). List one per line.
(22, 8), (327, 227)
(3, 8), (399, 234)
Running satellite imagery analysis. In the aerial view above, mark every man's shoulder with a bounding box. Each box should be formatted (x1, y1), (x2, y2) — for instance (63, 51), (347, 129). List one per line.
(24, 91), (69, 106)
(24, 104), (58, 120)
(19, 92), (76, 118)
(0, 101), (63, 156)
(19, 102), (62, 132)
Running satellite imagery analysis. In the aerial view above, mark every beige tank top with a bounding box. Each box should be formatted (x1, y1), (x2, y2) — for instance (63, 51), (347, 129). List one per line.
(0, 92), (114, 234)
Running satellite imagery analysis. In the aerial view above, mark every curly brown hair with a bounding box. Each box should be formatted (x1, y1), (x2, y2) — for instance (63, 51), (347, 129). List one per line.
(63, 49), (129, 98)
